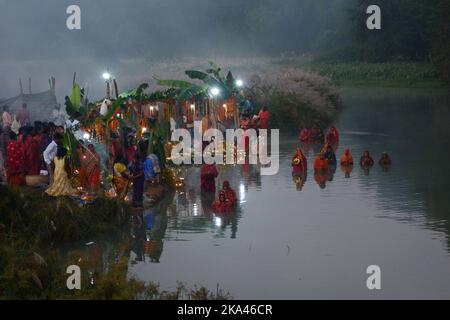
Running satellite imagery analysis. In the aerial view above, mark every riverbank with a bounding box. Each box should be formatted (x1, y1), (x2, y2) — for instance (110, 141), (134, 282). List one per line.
(304, 62), (447, 88)
(0, 184), (231, 299)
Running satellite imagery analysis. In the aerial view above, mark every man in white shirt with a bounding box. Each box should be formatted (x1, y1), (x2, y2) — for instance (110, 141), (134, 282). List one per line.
(43, 133), (62, 185)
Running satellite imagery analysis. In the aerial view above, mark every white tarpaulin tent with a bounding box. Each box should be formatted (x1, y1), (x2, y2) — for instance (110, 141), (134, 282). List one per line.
(0, 77), (58, 123)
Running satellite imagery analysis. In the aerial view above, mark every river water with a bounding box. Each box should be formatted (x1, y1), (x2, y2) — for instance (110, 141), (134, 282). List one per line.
(127, 87), (450, 299)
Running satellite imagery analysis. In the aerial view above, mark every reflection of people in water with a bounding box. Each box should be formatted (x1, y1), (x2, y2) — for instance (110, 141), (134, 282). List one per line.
(200, 163), (218, 192)
(221, 180), (237, 205)
(131, 212), (147, 263)
(314, 153), (329, 189)
(212, 191), (233, 213)
(144, 209), (167, 263)
(293, 174), (307, 191)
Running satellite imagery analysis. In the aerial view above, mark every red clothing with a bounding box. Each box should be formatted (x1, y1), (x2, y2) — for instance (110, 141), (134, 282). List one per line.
(326, 128), (339, 145)
(292, 150), (307, 174)
(126, 145), (137, 165)
(212, 199), (232, 213)
(7, 140), (25, 185)
(200, 164), (218, 192)
(314, 157), (329, 172)
(360, 156), (374, 167)
(25, 136), (41, 175)
(223, 188), (236, 204)
(258, 110), (270, 129)
(299, 129), (311, 142)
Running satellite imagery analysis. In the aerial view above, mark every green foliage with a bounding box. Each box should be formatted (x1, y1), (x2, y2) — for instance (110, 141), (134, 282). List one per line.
(70, 83), (81, 111)
(308, 62), (442, 86)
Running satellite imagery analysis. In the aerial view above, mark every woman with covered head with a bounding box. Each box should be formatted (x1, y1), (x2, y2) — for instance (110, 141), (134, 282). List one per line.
(292, 147), (308, 175)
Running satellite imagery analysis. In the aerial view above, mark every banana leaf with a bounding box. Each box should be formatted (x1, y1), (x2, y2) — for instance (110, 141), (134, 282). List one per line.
(177, 84), (209, 102)
(206, 61), (226, 82)
(70, 83), (81, 111)
(185, 70), (210, 81)
(154, 78), (194, 89)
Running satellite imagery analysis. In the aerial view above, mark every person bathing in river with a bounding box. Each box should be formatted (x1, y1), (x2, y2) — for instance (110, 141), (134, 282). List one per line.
(212, 190), (232, 214)
(323, 144), (337, 166)
(360, 150), (374, 167)
(292, 147), (307, 175)
(326, 126), (339, 146)
(379, 152), (392, 167)
(221, 180), (236, 205)
(340, 149), (354, 166)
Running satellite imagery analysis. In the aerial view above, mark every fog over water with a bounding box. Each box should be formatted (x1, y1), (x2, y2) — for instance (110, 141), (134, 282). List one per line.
(0, 0), (351, 101)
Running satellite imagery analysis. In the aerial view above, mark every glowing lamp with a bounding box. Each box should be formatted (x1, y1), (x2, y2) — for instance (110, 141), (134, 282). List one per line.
(235, 79), (244, 87)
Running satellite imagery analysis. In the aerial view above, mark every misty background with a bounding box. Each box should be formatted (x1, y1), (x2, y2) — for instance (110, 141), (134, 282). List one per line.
(0, 0), (448, 102)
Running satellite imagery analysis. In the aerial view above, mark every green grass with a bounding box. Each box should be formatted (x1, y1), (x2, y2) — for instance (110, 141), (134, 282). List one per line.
(303, 62), (447, 88)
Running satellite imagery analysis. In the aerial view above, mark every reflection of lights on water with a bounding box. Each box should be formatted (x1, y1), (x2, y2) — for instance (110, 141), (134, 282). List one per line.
(214, 216), (222, 227)
(193, 203), (199, 216)
(239, 183), (246, 202)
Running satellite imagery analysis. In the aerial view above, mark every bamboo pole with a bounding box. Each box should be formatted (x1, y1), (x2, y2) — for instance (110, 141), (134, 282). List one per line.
(113, 79), (119, 99)
(28, 77), (31, 94)
(49, 78), (52, 90)
(19, 79), (23, 95)
(73, 72), (76, 86)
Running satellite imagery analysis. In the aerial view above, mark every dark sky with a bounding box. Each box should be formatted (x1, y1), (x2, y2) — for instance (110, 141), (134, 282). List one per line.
(0, 0), (351, 101)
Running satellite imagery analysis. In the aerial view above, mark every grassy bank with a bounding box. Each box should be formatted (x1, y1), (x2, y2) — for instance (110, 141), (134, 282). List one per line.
(304, 62), (447, 88)
(0, 185), (231, 299)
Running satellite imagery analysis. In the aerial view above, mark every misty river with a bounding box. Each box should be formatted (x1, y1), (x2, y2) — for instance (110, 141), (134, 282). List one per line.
(91, 87), (450, 299)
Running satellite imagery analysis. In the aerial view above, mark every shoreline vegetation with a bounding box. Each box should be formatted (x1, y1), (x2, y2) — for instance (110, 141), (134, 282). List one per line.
(0, 185), (231, 300)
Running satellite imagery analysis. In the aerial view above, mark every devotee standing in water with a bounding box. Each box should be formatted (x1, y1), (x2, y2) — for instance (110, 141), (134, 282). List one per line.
(6, 131), (25, 186)
(292, 147), (308, 175)
(45, 146), (78, 197)
(359, 150), (374, 167)
(340, 149), (354, 166)
(379, 152), (392, 166)
(326, 126), (339, 146)
(43, 133), (63, 185)
(201, 163), (218, 193)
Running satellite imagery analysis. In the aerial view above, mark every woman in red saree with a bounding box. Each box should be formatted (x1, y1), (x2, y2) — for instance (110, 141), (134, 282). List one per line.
(326, 126), (339, 146)
(24, 128), (41, 176)
(84, 144), (101, 192)
(6, 132), (25, 186)
(292, 147), (308, 175)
